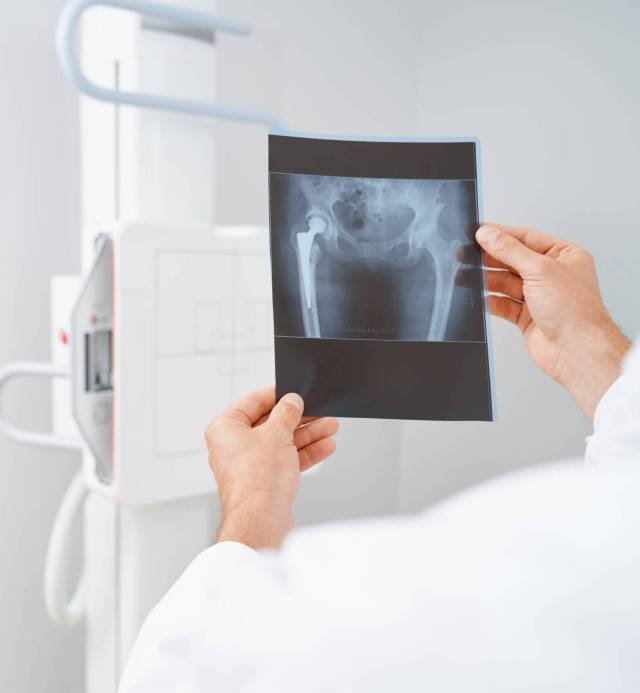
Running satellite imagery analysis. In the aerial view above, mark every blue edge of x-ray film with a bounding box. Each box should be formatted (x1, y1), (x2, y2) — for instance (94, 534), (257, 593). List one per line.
(269, 129), (498, 421)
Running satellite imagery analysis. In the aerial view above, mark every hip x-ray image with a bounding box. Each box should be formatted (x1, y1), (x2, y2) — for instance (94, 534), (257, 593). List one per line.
(271, 174), (484, 343)
(269, 134), (495, 422)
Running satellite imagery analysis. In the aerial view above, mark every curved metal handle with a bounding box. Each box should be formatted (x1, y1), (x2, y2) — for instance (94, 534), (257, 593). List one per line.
(56, 0), (284, 128)
(44, 470), (87, 627)
(0, 361), (83, 451)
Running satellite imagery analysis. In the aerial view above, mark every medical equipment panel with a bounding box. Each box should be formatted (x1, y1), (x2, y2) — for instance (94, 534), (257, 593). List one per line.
(72, 236), (114, 481)
(73, 221), (273, 505)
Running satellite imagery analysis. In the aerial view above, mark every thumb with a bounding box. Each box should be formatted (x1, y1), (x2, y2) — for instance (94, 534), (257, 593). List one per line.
(476, 225), (544, 276)
(268, 393), (304, 440)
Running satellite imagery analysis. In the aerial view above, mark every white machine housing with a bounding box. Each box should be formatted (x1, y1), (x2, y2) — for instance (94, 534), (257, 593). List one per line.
(72, 221), (273, 504)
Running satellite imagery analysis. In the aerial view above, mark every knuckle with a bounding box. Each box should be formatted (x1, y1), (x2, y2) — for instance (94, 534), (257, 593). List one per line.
(204, 416), (222, 444)
(576, 245), (593, 263)
(295, 427), (310, 446)
(530, 253), (551, 273)
(298, 447), (311, 470)
(559, 241), (592, 264)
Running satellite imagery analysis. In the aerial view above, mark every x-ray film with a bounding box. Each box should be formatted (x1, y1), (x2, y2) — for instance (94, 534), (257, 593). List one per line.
(269, 133), (495, 421)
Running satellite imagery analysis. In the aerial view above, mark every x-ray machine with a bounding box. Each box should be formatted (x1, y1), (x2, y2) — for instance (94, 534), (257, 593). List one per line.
(0, 1), (404, 690)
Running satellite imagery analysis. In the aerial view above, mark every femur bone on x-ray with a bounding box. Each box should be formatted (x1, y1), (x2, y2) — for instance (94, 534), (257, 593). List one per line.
(291, 175), (469, 341)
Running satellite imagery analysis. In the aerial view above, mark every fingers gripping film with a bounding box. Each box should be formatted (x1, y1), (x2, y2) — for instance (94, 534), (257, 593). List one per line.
(268, 393), (304, 439)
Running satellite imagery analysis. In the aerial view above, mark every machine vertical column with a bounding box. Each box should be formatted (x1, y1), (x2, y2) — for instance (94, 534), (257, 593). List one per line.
(78, 2), (220, 688)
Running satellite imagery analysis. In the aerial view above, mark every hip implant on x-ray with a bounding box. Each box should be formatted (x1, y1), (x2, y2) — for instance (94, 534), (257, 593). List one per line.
(271, 173), (483, 343)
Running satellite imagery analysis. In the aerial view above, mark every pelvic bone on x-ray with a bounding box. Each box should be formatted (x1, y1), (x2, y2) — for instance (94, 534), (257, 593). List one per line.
(291, 175), (469, 341)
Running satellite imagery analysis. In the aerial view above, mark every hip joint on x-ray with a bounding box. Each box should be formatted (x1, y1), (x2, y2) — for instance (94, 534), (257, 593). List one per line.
(291, 176), (465, 341)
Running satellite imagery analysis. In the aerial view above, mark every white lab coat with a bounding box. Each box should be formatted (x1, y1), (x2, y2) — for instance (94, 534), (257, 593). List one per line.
(119, 342), (640, 693)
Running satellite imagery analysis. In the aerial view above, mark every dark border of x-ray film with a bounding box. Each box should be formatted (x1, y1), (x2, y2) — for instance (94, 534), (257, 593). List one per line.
(269, 133), (478, 180)
(268, 132), (496, 422)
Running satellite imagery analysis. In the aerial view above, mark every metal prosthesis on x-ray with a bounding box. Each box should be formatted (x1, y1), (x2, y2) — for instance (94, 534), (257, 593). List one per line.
(294, 177), (463, 341)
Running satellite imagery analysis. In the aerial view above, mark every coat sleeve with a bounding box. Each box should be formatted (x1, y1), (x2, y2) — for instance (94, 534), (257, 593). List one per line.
(586, 339), (640, 465)
(117, 541), (292, 693)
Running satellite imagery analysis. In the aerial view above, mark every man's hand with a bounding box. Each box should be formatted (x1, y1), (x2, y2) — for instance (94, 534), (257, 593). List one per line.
(204, 387), (339, 549)
(475, 224), (630, 420)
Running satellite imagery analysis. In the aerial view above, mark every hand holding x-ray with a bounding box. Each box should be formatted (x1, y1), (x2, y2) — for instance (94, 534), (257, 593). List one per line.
(205, 387), (339, 549)
(205, 223), (629, 553)
(474, 223), (630, 420)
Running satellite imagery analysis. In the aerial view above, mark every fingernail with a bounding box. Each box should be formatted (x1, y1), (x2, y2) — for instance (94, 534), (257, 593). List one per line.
(476, 225), (497, 243)
(282, 393), (303, 412)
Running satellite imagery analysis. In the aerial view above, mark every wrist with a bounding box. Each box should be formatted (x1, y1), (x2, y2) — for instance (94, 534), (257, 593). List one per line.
(216, 495), (292, 549)
(557, 321), (630, 421)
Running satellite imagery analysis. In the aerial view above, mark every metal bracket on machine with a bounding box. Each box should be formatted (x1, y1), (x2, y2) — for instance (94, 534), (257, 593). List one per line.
(0, 361), (83, 451)
(56, 0), (285, 128)
(0, 364), (87, 627)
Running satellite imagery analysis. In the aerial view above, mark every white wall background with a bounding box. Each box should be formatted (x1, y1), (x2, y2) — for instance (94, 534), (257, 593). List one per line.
(0, 1), (83, 692)
(1, 1), (638, 691)
(401, 0), (640, 509)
